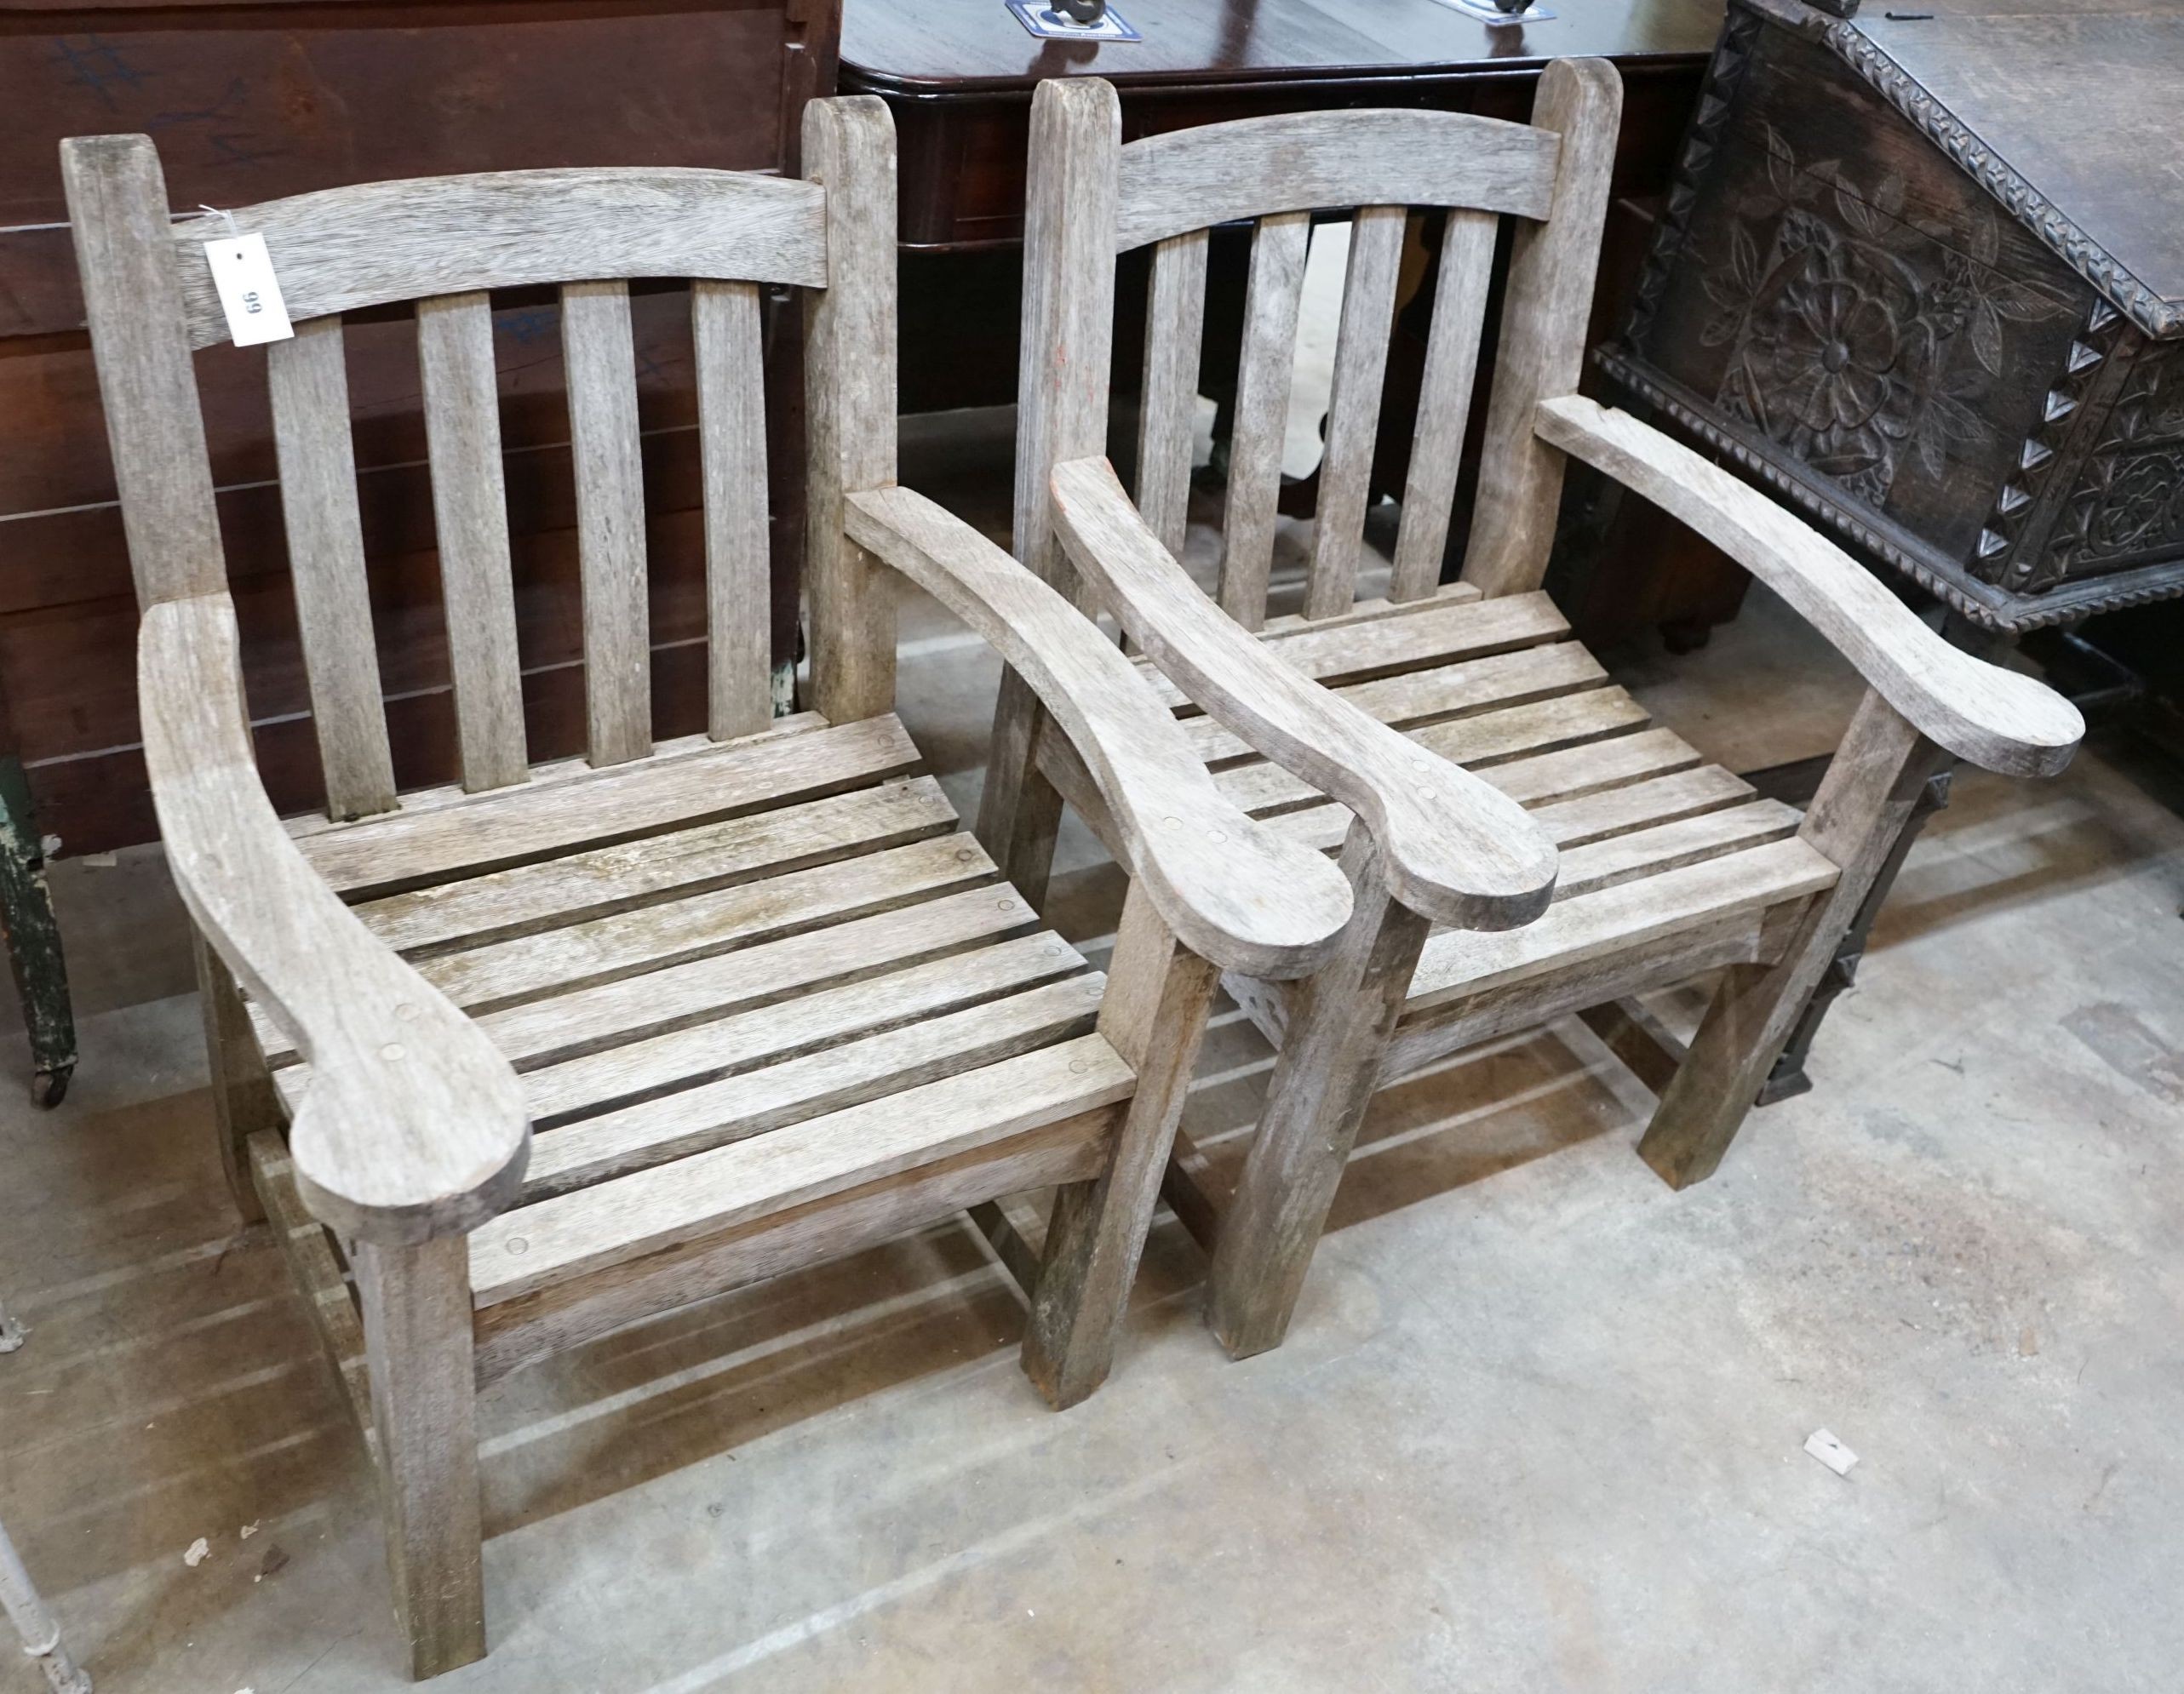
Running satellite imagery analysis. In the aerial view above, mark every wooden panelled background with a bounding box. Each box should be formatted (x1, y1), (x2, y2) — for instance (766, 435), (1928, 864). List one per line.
(0, 0), (838, 852)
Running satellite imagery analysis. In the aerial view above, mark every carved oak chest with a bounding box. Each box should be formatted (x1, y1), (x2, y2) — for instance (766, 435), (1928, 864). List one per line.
(1599, 0), (2184, 632)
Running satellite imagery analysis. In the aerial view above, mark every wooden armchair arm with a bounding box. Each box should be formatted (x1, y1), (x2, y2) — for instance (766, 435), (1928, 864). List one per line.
(844, 484), (1354, 978)
(141, 596), (528, 1244)
(1046, 456), (1558, 931)
(1534, 396), (2084, 778)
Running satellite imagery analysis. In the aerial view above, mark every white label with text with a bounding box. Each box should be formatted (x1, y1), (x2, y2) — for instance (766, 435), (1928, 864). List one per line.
(203, 232), (294, 346)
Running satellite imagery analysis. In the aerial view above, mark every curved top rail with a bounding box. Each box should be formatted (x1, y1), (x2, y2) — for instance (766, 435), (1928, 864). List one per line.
(1113, 107), (1561, 253)
(166, 166), (828, 347)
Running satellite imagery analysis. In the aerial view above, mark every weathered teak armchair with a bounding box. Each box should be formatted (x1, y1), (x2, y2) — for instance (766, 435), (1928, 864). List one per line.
(988, 66), (2086, 1360)
(63, 99), (1362, 1679)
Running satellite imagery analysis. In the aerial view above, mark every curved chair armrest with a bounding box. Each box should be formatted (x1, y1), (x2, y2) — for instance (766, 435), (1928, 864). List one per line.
(1046, 456), (1558, 931)
(141, 595), (528, 1244)
(844, 484), (1354, 978)
(1535, 396), (2084, 778)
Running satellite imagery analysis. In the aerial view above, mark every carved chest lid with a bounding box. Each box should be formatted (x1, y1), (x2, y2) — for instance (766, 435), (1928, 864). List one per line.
(1786, 0), (2184, 339)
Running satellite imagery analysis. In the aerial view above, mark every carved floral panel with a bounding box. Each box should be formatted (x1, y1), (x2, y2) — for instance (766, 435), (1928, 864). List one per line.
(1697, 123), (2075, 513)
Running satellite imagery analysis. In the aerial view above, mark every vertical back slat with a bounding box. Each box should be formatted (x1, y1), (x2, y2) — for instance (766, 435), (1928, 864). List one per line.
(1390, 209), (1499, 603)
(1303, 204), (1407, 619)
(1135, 228), (1209, 558)
(693, 278), (772, 741)
(416, 291), (529, 791)
(1459, 59), (1622, 598)
(267, 318), (398, 817)
(804, 95), (900, 724)
(561, 280), (651, 766)
(1216, 211), (1310, 632)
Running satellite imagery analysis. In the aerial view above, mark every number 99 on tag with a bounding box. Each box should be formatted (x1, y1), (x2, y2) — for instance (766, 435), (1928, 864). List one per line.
(203, 232), (295, 347)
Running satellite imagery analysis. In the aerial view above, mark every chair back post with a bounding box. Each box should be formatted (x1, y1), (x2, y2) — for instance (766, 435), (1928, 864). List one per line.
(61, 134), (227, 612)
(1458, 57), (1623, 599)
(803, 94), (902, 724)
(1013, 77), (1121, 598)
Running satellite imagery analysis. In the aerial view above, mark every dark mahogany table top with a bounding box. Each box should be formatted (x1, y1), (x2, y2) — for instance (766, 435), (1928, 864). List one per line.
(841, 0), (1724, 95)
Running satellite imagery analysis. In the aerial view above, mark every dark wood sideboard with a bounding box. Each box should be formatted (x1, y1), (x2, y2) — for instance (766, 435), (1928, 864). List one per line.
(1601, 0), (2184, 634)
(0, 0), (837, 855)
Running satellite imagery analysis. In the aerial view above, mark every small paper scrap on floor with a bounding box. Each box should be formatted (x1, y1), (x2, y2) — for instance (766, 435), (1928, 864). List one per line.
(184, 1537), (211, 1566)
(1804, 1429), (1858, 1477)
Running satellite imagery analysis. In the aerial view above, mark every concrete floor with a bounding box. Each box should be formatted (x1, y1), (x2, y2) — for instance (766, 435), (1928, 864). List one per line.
(7, 243), (2184, 1690)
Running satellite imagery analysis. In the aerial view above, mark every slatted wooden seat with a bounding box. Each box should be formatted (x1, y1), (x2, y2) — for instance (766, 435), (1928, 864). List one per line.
(1101, 587), (1843, 1078)
(987, 70), (2085, 1361)
(66, 100), (1364, 1680)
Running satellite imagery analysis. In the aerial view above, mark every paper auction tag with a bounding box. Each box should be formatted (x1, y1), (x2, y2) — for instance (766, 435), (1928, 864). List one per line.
(203, 232), (294, 346)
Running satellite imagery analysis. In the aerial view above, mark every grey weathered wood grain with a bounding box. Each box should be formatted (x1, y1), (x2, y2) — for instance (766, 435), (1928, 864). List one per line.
(983, 75), (1123, 906)
(1461, 59), (1623, 599)
(1304, 205), (1406, 618)
(355, 1233), (486, 1679)
(1023, 883), (1219, 1405)
(283, 717), (821, 843)
(804, 96), (899, 725)
(468, 1034), (1133, 1304)
(410, 824), (983, 1016)
(1387, 906), (1800, 1079)
(81, 102), (1259, 1681)
(60, 135), (226, 607)
(1132, 590), (1567, 712)
(519, 968), (1105, 1198)
(1052, 456), (1556, 931)
(140, 594), (530, 1245)
(693, 278), (773, 740)
(473, 1110), (1114, 1384)
(346, 771), (948, 963)
(1390, 209), (1499, 603)
(1137, 230), (1210, 558)
(1637, 692), (1946, 1188)
(248, 1132), (373, 1451)
(1207, 824), (1431, 1359)
(1538, 397), (2085, 777)
(170, 168), (828, 349)
(1177, 642), (1608, 767)
(561, 280), (652, 767)
(1113, 107), (1562, 252)
(848, 482), (1353, 979)
(299, 713), (920, 901)
(267, 316), (399, 818)
(1216, 213), (1310, 631)
(1406, 836), (1838, 1012)
(194, 926), (281, 1224)
(417, 290), (530, 791)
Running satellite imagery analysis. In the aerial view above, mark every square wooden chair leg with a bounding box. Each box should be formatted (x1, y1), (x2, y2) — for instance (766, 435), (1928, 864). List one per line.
(355, 1236), (487, 1681)
(1639, 691), (1949, 1189)
(190, 929), (281, 1227)
(1024, 883), (1220, 1409)
(1207, 827), (1432, 1361)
